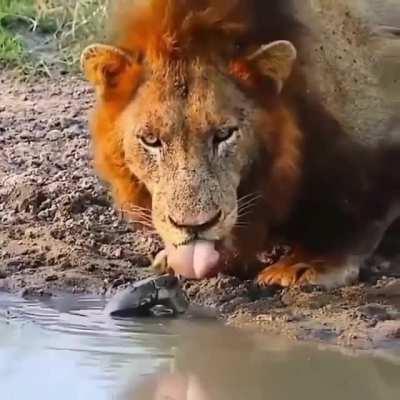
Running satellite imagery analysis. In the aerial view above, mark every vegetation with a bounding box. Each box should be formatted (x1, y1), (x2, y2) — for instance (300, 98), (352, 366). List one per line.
(0, 0), (108, 73)
(0, 0), (35, 66)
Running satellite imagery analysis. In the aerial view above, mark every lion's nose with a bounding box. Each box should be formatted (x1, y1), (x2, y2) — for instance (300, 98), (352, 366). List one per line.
(168, 210), (222, 233)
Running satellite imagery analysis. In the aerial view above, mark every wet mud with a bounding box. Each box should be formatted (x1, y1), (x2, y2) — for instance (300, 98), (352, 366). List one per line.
(1, 71), (400, 350)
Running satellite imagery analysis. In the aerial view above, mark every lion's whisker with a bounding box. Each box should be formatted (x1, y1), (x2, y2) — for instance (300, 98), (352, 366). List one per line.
(238, 200), (258, 210)
(121, 207), (153, 219)
(125, 215), (154, 225)
(238, 201), (259, 212)
(238, 195), (263, 209)
(237, 211), (255, 220)
(129, 220), (155, 229)
(121, 210), (155, 227)
(123, 205), (152, 216)
(237, 191), (262, 204)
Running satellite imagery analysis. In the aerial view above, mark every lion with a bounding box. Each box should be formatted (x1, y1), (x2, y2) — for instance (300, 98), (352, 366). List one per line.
(81, 0), (400, 288)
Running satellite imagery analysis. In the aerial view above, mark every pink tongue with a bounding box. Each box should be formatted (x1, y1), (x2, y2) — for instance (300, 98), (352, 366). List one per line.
(166, 241), (220, 279)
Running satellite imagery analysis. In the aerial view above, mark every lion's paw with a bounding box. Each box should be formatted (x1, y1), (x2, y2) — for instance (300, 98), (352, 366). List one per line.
(257, 257), (360, 289)
(152, 250), (172, 275)
(257, 262), (318, 287)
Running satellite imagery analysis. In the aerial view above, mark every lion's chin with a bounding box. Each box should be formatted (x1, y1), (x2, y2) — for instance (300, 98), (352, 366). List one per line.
(165, 240), (220, 279)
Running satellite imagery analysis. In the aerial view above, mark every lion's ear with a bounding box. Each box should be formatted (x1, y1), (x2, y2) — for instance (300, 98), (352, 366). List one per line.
(247, 40), (297, 93)
(81, 44), (139, 98)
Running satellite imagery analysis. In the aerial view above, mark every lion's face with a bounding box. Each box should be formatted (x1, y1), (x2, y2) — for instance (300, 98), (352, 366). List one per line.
(82, 37), (298, 278)
(120, 62), (261, 247)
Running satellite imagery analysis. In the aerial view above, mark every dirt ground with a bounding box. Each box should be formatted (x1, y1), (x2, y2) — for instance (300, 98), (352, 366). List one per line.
(1, 71), (400, 350)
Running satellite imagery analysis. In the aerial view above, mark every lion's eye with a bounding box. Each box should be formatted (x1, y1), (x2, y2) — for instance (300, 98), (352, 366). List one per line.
(214, 126), (238, 145)
(140, 134), (162, 148)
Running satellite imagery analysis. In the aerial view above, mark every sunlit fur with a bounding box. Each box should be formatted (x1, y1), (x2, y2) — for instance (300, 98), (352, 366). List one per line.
(83, 0), (400, 285)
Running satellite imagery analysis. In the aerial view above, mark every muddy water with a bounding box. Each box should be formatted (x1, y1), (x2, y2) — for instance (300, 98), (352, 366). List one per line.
(0, 293), (399, 400)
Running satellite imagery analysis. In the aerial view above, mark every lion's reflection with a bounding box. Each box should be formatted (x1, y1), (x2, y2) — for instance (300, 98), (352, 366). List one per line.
(118, 322), (400, 400)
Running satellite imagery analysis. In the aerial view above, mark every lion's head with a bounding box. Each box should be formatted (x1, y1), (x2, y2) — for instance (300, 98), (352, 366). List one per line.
(82, 0), (302, 279)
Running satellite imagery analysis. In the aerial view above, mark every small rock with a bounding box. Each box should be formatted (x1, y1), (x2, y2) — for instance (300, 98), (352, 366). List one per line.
(24, 228), (37, 239)
(359, 304), (392, 322)
(20, 287), (52, 299)
(45, 275), (58, 282)
(113, 248), (123, 258)
(47, 129), (62, 141)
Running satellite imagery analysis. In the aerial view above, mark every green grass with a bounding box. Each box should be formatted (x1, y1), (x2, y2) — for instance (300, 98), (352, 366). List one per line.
(0, 0), (36, 67)
(0, 0), (36, 21)
(36, 0), (108, 70)
(0, 25), (25, 65)
(0, 0), (108, 74)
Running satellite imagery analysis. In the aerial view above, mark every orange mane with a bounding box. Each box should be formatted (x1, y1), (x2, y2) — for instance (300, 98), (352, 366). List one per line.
(108, 0), (304, 79)
(88, 0), (307, 245)
(111, 0), (248, 61)
(84, 0), (400, 286)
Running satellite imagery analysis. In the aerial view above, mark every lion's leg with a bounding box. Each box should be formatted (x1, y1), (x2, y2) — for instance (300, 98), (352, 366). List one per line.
(257, 249), (361, 289)
(354, 204), (400, 258)
(258, 204), (400, 289)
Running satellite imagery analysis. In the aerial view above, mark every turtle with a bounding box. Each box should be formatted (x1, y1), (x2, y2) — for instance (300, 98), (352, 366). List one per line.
(105, 275), (189, 318)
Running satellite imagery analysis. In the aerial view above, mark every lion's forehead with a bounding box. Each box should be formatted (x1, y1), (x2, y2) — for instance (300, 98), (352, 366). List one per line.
(126, 63), (249, 135)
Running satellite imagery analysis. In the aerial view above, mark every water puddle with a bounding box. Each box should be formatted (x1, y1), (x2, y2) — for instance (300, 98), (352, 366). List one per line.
(0, 292), (400, 400)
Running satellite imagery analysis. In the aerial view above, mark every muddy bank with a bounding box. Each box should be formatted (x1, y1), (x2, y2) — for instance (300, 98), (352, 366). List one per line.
(0, 71), (160, 295)
(1, 71), (400, 349)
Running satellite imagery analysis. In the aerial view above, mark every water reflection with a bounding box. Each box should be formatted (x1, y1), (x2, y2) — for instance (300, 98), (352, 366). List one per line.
(120, 322), (400, 400)
(125, 373), (209, 400)
(1, 293), (400, 400)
